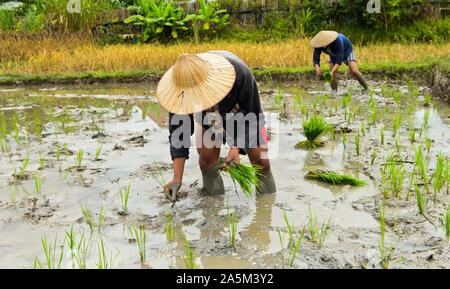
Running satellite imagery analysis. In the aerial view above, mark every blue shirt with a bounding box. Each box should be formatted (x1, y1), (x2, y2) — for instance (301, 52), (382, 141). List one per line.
(313, 33), (353, 66)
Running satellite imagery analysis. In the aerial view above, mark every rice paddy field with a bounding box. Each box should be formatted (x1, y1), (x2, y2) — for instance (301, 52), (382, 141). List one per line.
(0, 75), (448, 269)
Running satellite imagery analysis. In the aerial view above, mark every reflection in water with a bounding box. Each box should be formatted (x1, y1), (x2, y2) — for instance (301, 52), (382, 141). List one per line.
(245, 193), (276, 253)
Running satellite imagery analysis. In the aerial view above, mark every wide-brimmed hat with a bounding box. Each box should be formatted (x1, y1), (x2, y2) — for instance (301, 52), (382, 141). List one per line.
(310, 31), (338, 48)
(156, 53), (236, 114)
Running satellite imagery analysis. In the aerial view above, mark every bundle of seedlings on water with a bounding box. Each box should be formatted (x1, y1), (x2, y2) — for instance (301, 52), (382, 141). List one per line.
(277, 210), (305, 269)
(221, 162), (263, 199)
(132, 224), (147, 263)
(183, 234), (196, 269)
(308, 205), (331, 248)
(225, 194), (238, 249)
(323, 71), (333, 84)
(304, 169), (368, 187)
(378, 202), (404, 269)
(296, 116), (330, 149)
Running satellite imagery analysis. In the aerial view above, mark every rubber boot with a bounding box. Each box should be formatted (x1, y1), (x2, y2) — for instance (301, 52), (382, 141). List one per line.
(200, 163), (225, 195)
(256, 169), (276, 194)
(355, 72), (368, 90)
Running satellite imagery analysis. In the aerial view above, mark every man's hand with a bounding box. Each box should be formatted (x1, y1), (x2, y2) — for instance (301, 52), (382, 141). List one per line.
(164, 178), (182, 193)
(315, 66), (322, 77)
(224, 146), (240, 166)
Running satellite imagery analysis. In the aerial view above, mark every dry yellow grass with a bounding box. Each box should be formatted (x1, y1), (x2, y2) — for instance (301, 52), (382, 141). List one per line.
(1, 33), (448, 75)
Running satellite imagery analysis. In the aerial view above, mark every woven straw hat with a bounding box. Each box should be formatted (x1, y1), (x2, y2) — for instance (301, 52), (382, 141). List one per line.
(156, 53), (236, 114)
(310, 31), (339, 48)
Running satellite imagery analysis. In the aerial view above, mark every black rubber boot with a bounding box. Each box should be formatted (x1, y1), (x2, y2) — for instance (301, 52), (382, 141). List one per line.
(256, 169), (276, 194)
(355, 72), (368, 90)
(200, 163), (225, 195)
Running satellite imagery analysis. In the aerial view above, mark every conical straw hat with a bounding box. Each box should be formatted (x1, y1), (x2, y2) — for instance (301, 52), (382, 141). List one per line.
(156, 53), (236, 114)
(310, 31), (338, 48)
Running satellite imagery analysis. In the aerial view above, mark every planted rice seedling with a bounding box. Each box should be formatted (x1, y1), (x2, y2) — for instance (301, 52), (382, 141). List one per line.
(423, 93), (431, 106)
(423, 109), (430, 127)
(34, 235), (65, 269)
(409, 122), (416, 144)
(132, 224), (147, 263)
(304, 170), (367, 186)
(415, 183), (427, 214)
(119, 183), (131, 213)
(19, 152), (30, 176)
(308, 205), (331, 248)
(392, 114), (401, 138)
(277, 211), (306, 269)
(296, 116), (329, 149)
(94, 145), (103, 161)
(80, 203), (95, 232)
(183, 234), (196, 269)
(225, 194), (238, 249)
(414, 145), (430, 194)
(75, 149), (84, 168)
(355, 130), (360, 156)
(34, 174), (42, 195)
(425, 137), (431, 153)
(371, 148), (377, 165)
(380, 126), (385, 145)
(221, 162), (263, 198)
(342, 131), (347, 149)
(97, 203), (107, 233)
(164, 210), (174, 243)
(406, 169), (416, 201)
(378, 202), (404, 269)
(39, 154), (44, 170)
(432, 152), (445, 202)
(442, 205), (449, 240)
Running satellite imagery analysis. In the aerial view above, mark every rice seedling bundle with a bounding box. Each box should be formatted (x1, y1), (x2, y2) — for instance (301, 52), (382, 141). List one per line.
(296, 116), (329, 149)
(304, 170), (368, 186)
(221, 162), (263, 198)
(323, 72), (333, 84)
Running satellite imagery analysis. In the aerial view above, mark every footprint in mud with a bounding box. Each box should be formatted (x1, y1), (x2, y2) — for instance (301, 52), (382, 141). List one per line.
(124, 135), (148, 147)
(129, 162), (172, 180)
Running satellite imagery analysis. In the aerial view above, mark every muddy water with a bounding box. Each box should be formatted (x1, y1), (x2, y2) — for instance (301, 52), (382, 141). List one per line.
(0, 80), (448, 269)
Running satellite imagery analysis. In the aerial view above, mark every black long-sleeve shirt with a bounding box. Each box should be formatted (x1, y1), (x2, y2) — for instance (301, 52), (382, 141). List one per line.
(313, 33), (353, 66)
(168, 50), (266, 160)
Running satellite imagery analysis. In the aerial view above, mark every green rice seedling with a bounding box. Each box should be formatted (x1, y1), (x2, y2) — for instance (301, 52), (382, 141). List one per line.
(96, 239), (109, 269)
(425, 137), (431, 153)
(392, 114), (401, 138)
(34, 235), (65, 269)
(94, 145), (103, 161)
(423, 109), (430, 127)
(444, 160), (450, 194)
(432, 152), (445, 202)
(312, 99), (317, 111)
(75, 149), (84, 168)
(225, 194), (238, 249)
(183, 234), (196, 269)
(355, 130), (360, 156)
(334, 100), (338, 113)
(73, 233), (87, 269)
(274, 85), (283, 105)
(19, 152), (30, 176)
(361, 122), (365, 137)
(132, 225), (147, 263)
(442, 205), (450, 240)
(221, 162), (263, 198)
(419, 126), (423, 138)
(56, 144), (61, 161)
(297, 116), (329, 149)
(342, 131), (347, 149)
(323, 71), (333, 84)
(304, 170), (368, 186)
(33, 109), (42, 142)
(347, 110), (352, 126)
(308, 205), (331, 248)
(409, 122), (416, 144)
(80, 203), (95, 232)
(406, 169), (416, 201)
(378, 202), (404, 269)
(164, 210), (174, 243)
(344, 107), (347, 121)
(371, 148), (377, 165)
(423, 93), (431, 106)
(39, 154), (45, 170)
(380, 152), (406, 198)
(415, 183), (427, 214)
(277, 211), (306, 269)
(64, 143), (69, 160)
(97, 203), (107, 233)
(151, 161), (167, 189)
(393, 91), (401, 106)
(293, 89), (301, 111)
(370, 104), (377, 125)
(329, 125), (335, 140)
(34, 174), (42, 195)
(9, 185), (17, 202)
(119, 183), (131, 213)
(380, 126), (385, 145)
(395, 138), (400, 154)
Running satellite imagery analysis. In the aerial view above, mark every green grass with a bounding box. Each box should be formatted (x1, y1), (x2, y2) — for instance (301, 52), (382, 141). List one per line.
(297, 115), (329, 149)
(221, 162), (263, 198)
(304, 170), (368, 187)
